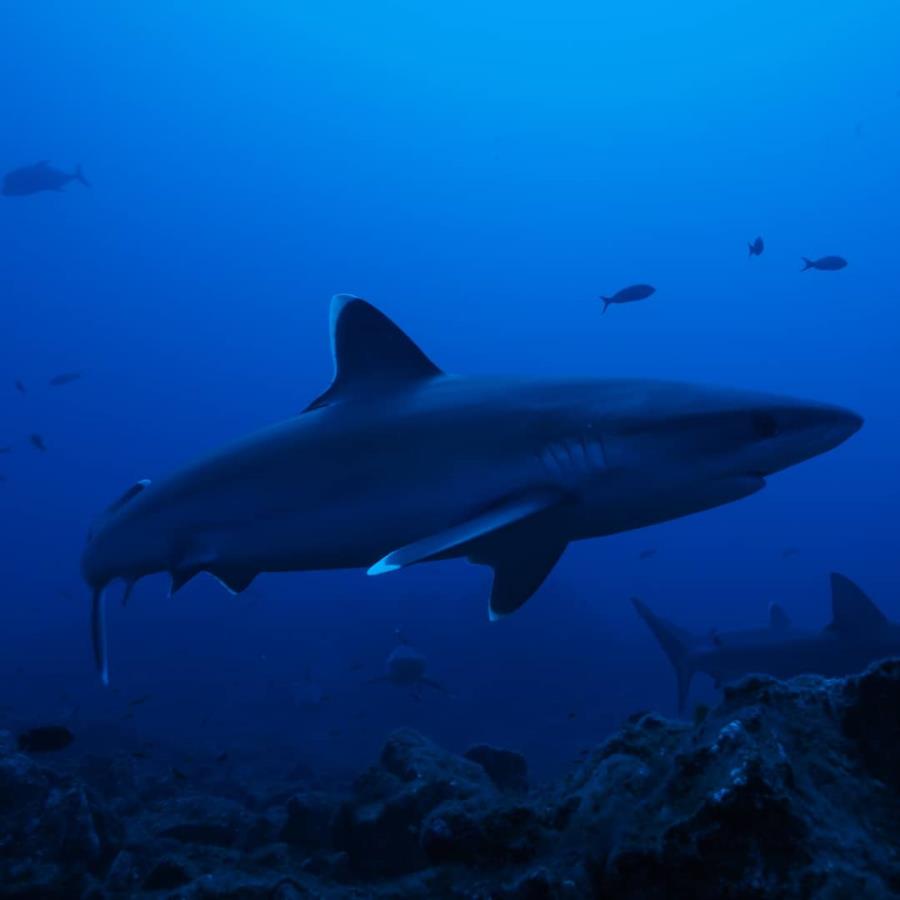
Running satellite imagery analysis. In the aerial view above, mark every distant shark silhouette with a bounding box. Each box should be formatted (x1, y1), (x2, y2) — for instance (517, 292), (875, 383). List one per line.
(367, 634), (445, 696)
(82, 295), (861, 684)
(634, 573), (900, 713)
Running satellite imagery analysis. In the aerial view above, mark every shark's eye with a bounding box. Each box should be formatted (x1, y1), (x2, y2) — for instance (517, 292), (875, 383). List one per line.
(752, 413), (779, 439)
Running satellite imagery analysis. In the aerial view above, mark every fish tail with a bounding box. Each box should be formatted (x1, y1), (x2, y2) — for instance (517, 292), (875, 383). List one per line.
(748, 242), (754, 257)
(74, 165), (91, 188)
(631, 597), (695, 714)
(601, 298), (610, 314)
(801, 257), (814, 271)
(91, 586), (110, 686)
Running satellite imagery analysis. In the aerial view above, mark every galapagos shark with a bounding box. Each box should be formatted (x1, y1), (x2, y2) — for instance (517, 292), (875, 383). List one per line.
(634, 574), (898, 713)
(81, 295), (862, 684)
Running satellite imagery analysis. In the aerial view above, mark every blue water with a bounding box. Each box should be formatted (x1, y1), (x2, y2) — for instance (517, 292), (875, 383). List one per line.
(1, 2), (897, 778)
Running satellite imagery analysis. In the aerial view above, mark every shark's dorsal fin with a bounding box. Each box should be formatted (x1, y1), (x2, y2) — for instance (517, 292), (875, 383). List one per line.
(768, 602), (791, 629)
(829, 572), (886, 633)
(304, 295), (443, 412)
(88, 479), (151, 542)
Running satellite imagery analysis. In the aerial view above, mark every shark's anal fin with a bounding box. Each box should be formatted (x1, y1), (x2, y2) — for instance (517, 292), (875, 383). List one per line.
(768, 602), (791, 629)
(829, 572), (886, 633)
(304, 295), (443, 412)
(92, 587), (109, 686)
(367, 489), (565, 576)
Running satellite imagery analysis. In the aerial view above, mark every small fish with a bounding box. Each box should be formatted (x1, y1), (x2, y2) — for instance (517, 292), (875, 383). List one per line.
(131, 750), (151, 760)
(18, 725), (74, 753)
(128, 694), (152, 707)
(639, 548), (657, 560)
(748, 236), (764, 257)
(600, 284), (656, 313)
(14, 380), (26, 395)
(801, 255), (847, 272)
(2, 161), (90, 197)
(567, 711), (578, 720)
(172, 768), (188, 782)
(0, 446), (12, 454)
(48, 371), (82, 387)
(29, 434), (47, 452)
(782, 547), (801, 559)
(0, 475), (6, 483)
(215, 751), (229, 764)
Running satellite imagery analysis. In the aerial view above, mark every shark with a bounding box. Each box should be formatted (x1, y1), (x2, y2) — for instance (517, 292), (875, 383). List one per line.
(367, 638), (445, 696)
(81, 295), (862, 684)
(634, 573), (898, 713)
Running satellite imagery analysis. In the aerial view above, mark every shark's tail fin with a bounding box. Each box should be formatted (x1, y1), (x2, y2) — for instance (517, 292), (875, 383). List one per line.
(801, 257), (814, 271)
(74, 164), (90, 188)
(91, 587), (109, 686)
(601, 297), (611, 314)
(631, 597), (695, 714)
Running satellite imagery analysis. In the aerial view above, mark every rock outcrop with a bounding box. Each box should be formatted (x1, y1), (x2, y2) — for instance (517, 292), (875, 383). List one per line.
(5, 661), (900, 897)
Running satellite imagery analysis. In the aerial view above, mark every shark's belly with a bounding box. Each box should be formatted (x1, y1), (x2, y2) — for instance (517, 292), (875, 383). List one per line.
(166, 426), (545, 572)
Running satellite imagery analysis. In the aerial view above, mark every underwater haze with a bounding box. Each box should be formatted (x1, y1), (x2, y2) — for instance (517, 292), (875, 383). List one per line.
(1, 0), (897, 784)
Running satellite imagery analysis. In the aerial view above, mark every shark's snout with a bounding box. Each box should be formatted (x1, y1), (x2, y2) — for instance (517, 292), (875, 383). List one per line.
(822, 405), (864, 448)
(755, 402), (863, 477)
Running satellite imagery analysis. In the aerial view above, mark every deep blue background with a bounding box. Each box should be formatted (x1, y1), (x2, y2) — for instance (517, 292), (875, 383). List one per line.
(1, 1), (897, 778)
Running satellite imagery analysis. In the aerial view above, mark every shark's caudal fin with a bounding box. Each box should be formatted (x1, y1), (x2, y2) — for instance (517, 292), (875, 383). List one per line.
(829, 572), (886, 634)
(768, 602), (791, 629)
(74, 165), (90, 188)
(631, 597), (696, 713)
(801, 257), (814, 272)
(304, 295), (444, 412)
(91, 588), (109, 686)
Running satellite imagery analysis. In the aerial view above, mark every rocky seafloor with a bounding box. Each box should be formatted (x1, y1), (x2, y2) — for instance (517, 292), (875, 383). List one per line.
(4, 660), (900, 899)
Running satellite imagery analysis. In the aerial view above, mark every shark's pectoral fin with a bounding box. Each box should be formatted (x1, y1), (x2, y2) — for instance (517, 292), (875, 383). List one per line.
(473, 539), (567, 620)
(209, 568), (258, 595)
(304, 295), (444, 412)
(367, 489), (565, 576)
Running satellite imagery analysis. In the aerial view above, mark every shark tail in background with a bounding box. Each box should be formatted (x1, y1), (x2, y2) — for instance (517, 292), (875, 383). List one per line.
(801, 257), (814, 272)
(600, 298), (611, 314)
(631, 597), (696, 714)
(74, 165), (91, 188)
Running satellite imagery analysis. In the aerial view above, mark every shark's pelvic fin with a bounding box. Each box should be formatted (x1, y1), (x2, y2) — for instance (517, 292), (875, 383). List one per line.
(209, 568), (257, 595)
(631, 597), (695, 714)
(169, 569), (200, 597)
(304, 295), (443, 412)
(482, 539), (567, 620)
(768, 602), (791, 629)
(829, 572), (886, 633)
(368, 489), (564, 576)
(91, 587), (109, 687)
